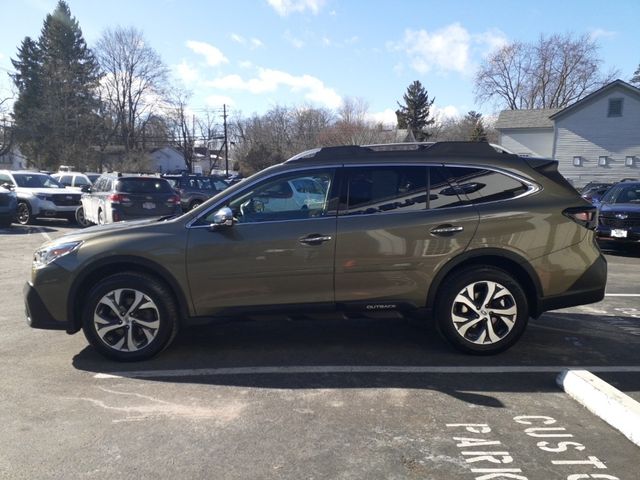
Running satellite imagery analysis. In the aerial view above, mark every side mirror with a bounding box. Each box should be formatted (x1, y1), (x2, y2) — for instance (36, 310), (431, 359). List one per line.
(1, 182), (14, 191)
(210, 207), (235, 229)
(81, 185), (92, 193)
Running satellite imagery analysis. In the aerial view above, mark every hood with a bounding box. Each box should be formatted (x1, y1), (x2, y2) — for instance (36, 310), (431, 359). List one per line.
(599, 203), (640, 214)
(16, 187), (78, 196)
(50, 217), (177, 245)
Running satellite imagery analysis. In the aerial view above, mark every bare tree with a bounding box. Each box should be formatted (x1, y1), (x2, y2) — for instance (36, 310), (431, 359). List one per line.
(475, 33), (617, 110)
(0, 97), (14, 157)
(95, 27), (169, 152)
(166, 89), (195, 171)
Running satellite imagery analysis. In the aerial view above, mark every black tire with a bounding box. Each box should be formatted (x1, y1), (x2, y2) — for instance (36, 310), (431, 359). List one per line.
(435, 266), (528, 355)
(81, 272), (179, 361)
(16, 201), (32, 225)
(75, 206), (91, 228)
(97, 209), (105, 225)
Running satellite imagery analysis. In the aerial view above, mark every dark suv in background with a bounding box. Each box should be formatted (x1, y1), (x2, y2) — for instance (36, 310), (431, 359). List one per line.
(161, 173), (228, 211)
(77, 173), (181, 226)
(25, 142), (606, 361)
(596, 181), (640, 245)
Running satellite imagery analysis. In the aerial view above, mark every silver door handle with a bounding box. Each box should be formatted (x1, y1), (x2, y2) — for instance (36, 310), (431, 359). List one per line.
(299, 234), (332, 245)
(430, 225), (464, 235)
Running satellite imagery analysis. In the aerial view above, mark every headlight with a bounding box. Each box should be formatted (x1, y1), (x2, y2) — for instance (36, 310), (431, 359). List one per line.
(33, 241), (82, 269)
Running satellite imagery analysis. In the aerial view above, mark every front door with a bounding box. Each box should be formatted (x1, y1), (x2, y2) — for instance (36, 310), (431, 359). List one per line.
(186, 168), (338, 316)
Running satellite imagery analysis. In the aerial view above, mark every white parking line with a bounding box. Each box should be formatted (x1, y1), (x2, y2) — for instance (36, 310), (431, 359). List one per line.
(94, 365), (640, 380)
(605, 293), (640, 297)
(37, 228), (52, 242)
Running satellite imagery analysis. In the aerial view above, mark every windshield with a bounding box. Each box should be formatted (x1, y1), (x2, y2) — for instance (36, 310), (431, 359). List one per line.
(13, 173), (64, 189)
(603, 185), (640, 204)
(74, 175), (91, 186)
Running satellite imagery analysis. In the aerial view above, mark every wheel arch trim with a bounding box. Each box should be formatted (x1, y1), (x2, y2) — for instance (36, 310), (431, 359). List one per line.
(67, 255), (191, 333)
(426, 248), (543, 318)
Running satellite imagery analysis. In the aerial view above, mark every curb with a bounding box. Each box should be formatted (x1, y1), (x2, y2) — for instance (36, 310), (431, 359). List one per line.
(557, 369), (640, 447)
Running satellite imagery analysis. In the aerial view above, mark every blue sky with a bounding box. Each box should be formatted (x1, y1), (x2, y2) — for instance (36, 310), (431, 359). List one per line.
(0, 0), (638, 124)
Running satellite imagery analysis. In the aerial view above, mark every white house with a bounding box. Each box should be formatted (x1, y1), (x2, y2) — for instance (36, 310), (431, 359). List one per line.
(148, 146), (187, 173)
(0, 146), (27, 170)
(496, 80), (640, 187)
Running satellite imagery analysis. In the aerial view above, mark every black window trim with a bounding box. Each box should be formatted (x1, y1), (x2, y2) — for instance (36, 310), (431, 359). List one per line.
(607, 98), (623, 117)
(187, 164), (342, 228)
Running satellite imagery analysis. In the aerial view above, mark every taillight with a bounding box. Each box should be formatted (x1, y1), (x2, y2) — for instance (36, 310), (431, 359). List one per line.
(107, 193), (131, 205)
(563, 206), (597, 230)
(166, 195), (180, 206)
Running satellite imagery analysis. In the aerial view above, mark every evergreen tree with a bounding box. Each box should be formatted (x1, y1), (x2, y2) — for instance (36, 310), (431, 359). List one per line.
(11, 1), (101, 169)
(11, 37), (44, 165)
(631, 63), (640, 86)
(465, 111), (488, 142)
(395, 80), (435, 141)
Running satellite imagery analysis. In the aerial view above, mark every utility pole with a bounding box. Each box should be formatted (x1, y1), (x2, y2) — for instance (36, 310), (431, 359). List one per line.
(223, 104), (229, 177)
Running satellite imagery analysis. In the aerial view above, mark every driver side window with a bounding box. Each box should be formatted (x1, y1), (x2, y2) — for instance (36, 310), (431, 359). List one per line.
(205, 169), (334, 224)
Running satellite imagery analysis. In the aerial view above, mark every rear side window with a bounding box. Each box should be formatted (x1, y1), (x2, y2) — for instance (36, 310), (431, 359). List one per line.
(116, 178), (173, 194)
(443, 167), (529, 205)
(342, 166), (427, 215)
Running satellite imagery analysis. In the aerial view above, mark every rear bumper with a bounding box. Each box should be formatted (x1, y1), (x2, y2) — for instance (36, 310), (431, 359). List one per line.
(24, 282), (67, 330)
(536, 253), (607, 314)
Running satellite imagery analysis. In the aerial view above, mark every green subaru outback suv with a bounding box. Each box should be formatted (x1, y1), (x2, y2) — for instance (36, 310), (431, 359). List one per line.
(25, 142), (606, 361)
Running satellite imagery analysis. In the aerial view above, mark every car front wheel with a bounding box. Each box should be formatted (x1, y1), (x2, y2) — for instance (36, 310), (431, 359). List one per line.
(81, 273), (179, 361)
(435, 266), (528, 355)
(16, 201), (32, 225)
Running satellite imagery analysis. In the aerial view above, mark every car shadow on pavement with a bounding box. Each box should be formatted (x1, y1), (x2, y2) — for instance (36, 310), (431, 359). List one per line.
(0, 225), (59, 235)
(598, 242), (640, 257)
(71, 311), (640, 405)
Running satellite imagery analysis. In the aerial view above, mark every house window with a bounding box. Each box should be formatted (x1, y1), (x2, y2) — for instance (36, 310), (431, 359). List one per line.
(573, 156), (582, 167)
(608, 98), (623, 117)
(626, 156), (636, 167)
(598, 156), (609, 167)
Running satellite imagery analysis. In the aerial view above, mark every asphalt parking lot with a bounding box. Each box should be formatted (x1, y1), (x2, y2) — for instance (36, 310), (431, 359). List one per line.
(1, 221), (638, 479)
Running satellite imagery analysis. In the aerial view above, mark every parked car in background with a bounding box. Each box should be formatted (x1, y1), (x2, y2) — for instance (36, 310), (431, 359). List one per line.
(84, 173), (101, 184)
(77, 173), (181, 226)
(161, 173), (228, 211)
(581, 182), (613, 204)
(0, 170), (81, 225)
(0, 182), (18, 227)
(52, 172), (93, 191)
(25, 142), (606, 361)
(596, 181), (640, 244)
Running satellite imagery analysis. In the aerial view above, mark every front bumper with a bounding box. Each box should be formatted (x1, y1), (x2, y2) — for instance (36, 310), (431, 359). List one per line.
(596, 226), (640, 243)
(24, 282), (67, 330)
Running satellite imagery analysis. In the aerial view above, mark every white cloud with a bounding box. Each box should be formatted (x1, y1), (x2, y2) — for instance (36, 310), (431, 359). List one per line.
(186, 40), (228, 67)
(432, 104), (460, 120)
(230, 33), (245, 44)
(392, 23), (508, 74)
(590, 28), (617, 41)
(206, 68), (342, 109)
(205, 95), (235, 107)
(238, 60), (254, 69)
(173, 61), (200, 85)
(267, 0), (326, 16)
(250, 38), (264, 48)
(284, 30), (305, 49)
(368, 109), (397, 127)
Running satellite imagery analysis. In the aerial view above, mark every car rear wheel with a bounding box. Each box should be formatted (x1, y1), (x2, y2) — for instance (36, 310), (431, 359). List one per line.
(435, 266), (528, 355)
(16, 201), (32, 225)
(97, 209), (105, 225)
(81, 273), (179, 361)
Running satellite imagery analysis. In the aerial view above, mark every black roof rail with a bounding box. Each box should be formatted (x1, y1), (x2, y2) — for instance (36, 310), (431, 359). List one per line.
(285, 141), (515, 163)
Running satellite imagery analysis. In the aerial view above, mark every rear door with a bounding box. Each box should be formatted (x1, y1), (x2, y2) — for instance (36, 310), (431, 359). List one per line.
(334, 164), (479, 308)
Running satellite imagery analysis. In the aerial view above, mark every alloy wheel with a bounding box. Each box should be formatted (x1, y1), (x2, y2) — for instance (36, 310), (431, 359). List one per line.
(93, 288), (160, 352)
(451, 280), (517, 345)
(17, 203), (30, 225)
